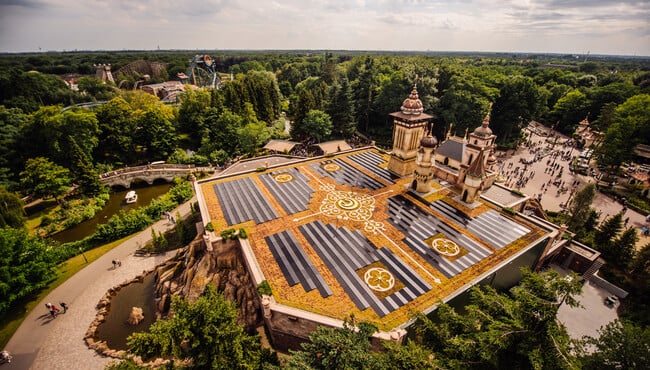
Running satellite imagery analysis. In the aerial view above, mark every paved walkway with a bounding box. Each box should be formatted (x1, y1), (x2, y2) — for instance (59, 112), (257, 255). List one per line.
(5, 199), (195, 370)
(498, 129), (648, 250)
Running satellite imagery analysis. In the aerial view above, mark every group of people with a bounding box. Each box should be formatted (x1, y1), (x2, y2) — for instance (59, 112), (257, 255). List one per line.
(45, 302), (68, 318)
(111, 259), (122, 269)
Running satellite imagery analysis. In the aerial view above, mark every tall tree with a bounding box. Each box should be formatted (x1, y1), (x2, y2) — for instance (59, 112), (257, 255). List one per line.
(20, 157), (71, 204)
(135, 108), (177, 160)
(127, 285), (272, 369)
(300, 110), (332, 143)
(327, 77), (356, 137)
(69, 137), (104, 196)
(352, 56), (376, 133)
(491, 75), (545, 144)
(0, 106), (27, 188)
(550, 89), (589, 133)
(287, 314), (382, 370)
(580, 320), (650, 370)
(94, 97), (137, 164)
(0, 228), (56, 314)
(567, 183), (596, 232)
(594, 213), (623, 251)
(609, 228), (638, 269)
(412, 268), (583, 369)
(0, 185), (24, 228)
(19, 106), (99, 168)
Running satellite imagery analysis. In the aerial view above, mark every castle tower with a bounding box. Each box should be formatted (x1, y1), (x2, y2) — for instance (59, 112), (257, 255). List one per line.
(461, 148), (487, 204)
(387, 82), (432, 176)
(413, 127), (438, 193)
(464, 104), (496, 168)
(94, 64), (114, 84)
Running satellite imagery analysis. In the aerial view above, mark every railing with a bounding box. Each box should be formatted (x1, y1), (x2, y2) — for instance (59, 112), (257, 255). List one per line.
(99, 164), (196, 179)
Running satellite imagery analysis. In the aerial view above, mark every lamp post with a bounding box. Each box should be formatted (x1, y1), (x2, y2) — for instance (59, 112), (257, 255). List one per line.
(79, 247), (88, 263)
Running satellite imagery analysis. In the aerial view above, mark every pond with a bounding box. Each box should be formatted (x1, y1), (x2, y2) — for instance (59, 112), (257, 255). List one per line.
(95, 272), (157, 350)
(51, 182), (172, 244)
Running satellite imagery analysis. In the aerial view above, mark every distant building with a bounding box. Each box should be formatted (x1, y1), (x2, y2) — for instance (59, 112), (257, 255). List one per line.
(141, 81), (186, 101)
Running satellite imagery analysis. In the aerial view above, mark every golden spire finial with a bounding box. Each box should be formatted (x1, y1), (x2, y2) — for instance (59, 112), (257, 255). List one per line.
(446, 123), (453, 140)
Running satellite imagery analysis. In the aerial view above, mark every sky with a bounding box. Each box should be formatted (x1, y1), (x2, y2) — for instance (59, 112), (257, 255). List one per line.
(0, 0), (648, 56)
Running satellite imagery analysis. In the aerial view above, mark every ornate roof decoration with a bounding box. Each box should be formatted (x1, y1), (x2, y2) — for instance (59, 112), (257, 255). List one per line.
(420, 133), (438, 148)
(467, 149), (487, 178)
(400, 80), (424, 115)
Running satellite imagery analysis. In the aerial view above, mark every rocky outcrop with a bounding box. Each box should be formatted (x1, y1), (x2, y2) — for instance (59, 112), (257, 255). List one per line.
(128, 307), (144, 325)
(153, 237), (262, 331)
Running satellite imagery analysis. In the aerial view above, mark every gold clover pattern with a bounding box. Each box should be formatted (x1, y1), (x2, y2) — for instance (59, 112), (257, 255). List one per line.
(431, 238), (460, 256)
(364, 267), (395, 292)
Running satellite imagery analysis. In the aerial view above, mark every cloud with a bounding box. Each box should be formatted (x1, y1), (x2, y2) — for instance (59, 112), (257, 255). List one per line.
(0, 0), (648, 55)
(0, 0), (44, 7)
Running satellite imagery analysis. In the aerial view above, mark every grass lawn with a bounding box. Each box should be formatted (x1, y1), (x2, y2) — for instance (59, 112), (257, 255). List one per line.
(0, 235), (133, 349)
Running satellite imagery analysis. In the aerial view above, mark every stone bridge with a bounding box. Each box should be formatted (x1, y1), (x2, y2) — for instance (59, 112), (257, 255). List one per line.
(99, 164), (211, 188)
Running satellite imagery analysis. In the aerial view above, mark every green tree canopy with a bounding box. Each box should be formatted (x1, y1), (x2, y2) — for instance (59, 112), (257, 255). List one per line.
(300, 110), (332, 143)
(412, 268), (583, 369)
(0, 185), (24, 228)
(127, 285), (273, 369)
(580, 320), (650, 370)
(287, 314), (382, 370)
(20, 157), (71, 204)
(567, 183), (596, 232)
(0, 228), (56, 314)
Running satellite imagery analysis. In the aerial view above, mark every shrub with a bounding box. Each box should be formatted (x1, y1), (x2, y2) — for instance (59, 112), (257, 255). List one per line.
(205, 222), (215, 232)
(238, 228), (247, 239)
(502, 207), (517, 216)
(40, 215), (52, 226)
(256, 280), (273, 296)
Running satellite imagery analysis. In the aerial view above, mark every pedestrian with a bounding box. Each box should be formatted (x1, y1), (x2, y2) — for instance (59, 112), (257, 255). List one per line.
(624, 217), (629, 226)
(45, 302), (52, 310)
(60, 302), (68, 313)
(115, 260), (121, 267)
(112, 260), (116, 269)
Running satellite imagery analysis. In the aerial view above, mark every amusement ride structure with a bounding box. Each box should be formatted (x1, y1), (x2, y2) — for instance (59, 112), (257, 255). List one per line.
(180, 54), (220, 88)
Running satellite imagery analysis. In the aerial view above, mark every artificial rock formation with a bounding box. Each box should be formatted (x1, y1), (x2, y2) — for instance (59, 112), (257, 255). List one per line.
(128, 307), (144, 325)
(152, 236), (262, 331)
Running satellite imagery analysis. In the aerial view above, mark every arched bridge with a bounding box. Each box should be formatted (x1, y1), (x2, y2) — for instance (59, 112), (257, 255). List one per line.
(99, 164), (211, 188)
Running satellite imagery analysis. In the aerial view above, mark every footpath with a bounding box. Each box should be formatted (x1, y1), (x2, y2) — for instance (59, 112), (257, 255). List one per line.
(5, 199), (195, 370)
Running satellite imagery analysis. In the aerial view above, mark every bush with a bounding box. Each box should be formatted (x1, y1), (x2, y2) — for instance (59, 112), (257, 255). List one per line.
(40, 215), (52, 226)
(256, 280), (272, 296)
(205, 222), (214, 232)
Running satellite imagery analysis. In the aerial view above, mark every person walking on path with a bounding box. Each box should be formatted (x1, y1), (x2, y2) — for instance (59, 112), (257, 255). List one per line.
(60, 302), (68, 313)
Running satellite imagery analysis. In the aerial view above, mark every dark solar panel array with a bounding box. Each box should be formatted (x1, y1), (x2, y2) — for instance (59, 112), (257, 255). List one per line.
(430, 201), (530, 249)
(213, 177), (279, 225)
(265, 230), (332, 298)
(299, 220), (430, 317)
(259, 168), (314, 215)
(347, 151), (397, 184)
(309, 159), (385, 190)
(387, 196), (492, 278)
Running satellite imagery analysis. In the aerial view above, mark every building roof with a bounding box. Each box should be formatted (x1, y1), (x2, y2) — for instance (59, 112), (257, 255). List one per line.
(264, 139), (299, 153)
(466, 149), (486, 178)
(420, 133), (438, 148)
(634, 144), (650, 159)
(481, 183), (529, 209)
(436, 137), (465, 162)
(472, 105), (493, 137)
(400, 83), (424, 115)
(197, 148), (549, 330)
(316, 140), (352, 154)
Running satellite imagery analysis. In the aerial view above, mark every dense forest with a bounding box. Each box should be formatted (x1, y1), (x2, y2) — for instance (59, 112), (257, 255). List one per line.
(1, 50), (649, 368)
